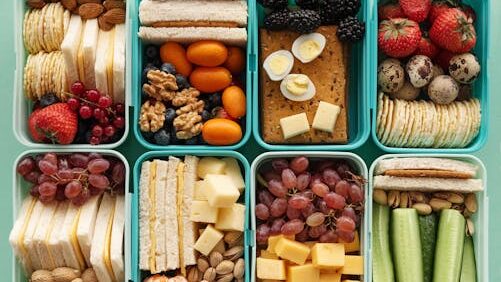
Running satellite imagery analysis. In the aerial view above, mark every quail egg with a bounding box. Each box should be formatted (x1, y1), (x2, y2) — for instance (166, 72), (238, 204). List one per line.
(378, 58), (405, 93)
(280, 74), (316, 101)
(263, 50), (294, 81)
(449, 53), (481, 84)
(291, 33), (326, 63)
(406, 55), (433, 88)
(390, 80), (420, 101)
(428, 75), (459, 104)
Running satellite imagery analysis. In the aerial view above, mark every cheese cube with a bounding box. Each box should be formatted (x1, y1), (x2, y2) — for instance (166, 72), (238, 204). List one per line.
(215, 203), (245, 231)
(194, 180), (207, 200)
(275, 238), (310, 265)
(194, 225), (224, 256)
(203, 174), (240, 207)
(340, 256), (363, 275)
(267, 235), (295, 253)
(280, 113), (310, 139)
(222, 157), (245, 193)
(340, 231), (360, 253)
(311, 243), (345, 270)
(261, 250), (279, 259)
(197, 157), (227, 179)
(190, 201), (219, 223)
(256, 258), (286, 280)
(287, 264), (319, 282)
(312, 101), (341, 133)
(303, 241), (317, 259)
(320, 272), (342, 282)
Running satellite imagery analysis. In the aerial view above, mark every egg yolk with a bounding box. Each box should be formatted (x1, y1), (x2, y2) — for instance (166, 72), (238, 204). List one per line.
(269, 55), (290, 75)
(299, 40), (321, 61)
(286, 75), (309, 96)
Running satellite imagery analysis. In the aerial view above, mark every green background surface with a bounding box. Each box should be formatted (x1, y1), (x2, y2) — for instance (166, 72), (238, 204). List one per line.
(1, 0), (500, 280)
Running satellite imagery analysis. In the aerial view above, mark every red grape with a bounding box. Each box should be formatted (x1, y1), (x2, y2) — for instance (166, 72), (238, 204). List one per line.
(88, 174), (110, 189)
(39, 194), (55, 204)
(88, 153), (103, 160)
(39, 182), (57, 197)
(104, 125), (116, 137)
(43, 153), (58, 165)
(317, 199), (332, 215)
(30, 185), (40, 197)
(288, 195), (310, 209)
(258, 190), (275, 207)
(309, 224), (327, 238)
(281, 219), (304, 235)
(38, 174), (53, 184)
(79, 105), (92, 119)
(17, 157), (35, 176)
(322, 168), (341, 188)
(256, 224), (271, 245)
(71, 190), (90, 206)
(39, 160), (57, 175)
(349, 184), (364, 203)
(263, 171), (281, 182)
(24, 171), (41, 184)
(337, 163), (352, 178)
(286, 206), (302, 220)
(92, 125), (104, 137)
(271, 159), (288, 173)
(255, 203), (270, 221)
(113, 116), (125, 129)
(88, 158), (110, 174)
(310, 173), (322, 186)
(301, 202), (316, 218)
(281, 168), (297, 189)
(86, 89), (100, 102)
(324, 192), (346, 209)
(93, 108), (105, 119)
(300, 190), (314, 200)
(111, 162), (125, 184)
(289, 156), (309, 174)
(336, 228), (355, 242)
(270, 198), (287, 218)
(295, 227), (309, 242)
(65, 181), (82, 199)
(55, 185), (66, 201)
(115, 103), (125, 114)
(296, 172), (311, 191)
(316, 160), (334, 171)
(319, 230), (338, 243)
(70, 81), (85, 96)
(334, 180), (350, 198)
(336, 216), (356, 231)
(57, 169), (74, 183)
(306, 212), (325, 227)
(311, 182), (329, 198)
(267, 179), (287, 198)
(67, 98), (80, 111)
(69, 153), (90, 168)
(342, 207), (357, 223)
(270, 218), (286, 235)
(98, 95), (113, 108)
(90, 136), (101, 145)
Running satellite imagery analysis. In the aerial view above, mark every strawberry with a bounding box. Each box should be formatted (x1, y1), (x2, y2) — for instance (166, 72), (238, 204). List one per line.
(378, 3), (406, 20)
(429, 0), (458, 23)
(415, 37), (439, 59)
(378, 18), (422, 58)
(28, 103), (78, 145)
(461, 4), (476, 22)
(399, 0), (431, 22)
(429, 8), (476, 53)
(435, 49), (456, 70)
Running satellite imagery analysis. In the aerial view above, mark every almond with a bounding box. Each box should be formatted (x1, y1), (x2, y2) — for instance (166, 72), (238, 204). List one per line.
(187, 267), (201, 282)
(52, 267), (81, 282)
(81, 268), (98, 282)
(209, 251), (223, 267)
(102, 8), (125, 24)
(203, 268), (216, 282)
(388, 190), (400, 208)
(27, 0), (46, 9)
(465, 193), (477, 213)
(31, 270), (54, 282)
(399, 192), (410, 208)
(216, 273), (234, 282)
(78, 0), (102, 4)
(79, 3), (104, 19)
(215, 260), (234, 275)
(98, 15), (114, 31)
(197, 257), (210, 273)
(412, 203), (432, 215)
(233, 258), (245, 279)
(103, 0), (125, 10)
(223, 231), (243, 246)
(429, 198), (452, 212)
(61, 0), (77, 11)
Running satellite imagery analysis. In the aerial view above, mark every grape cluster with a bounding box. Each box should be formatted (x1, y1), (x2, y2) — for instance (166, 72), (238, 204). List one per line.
(255, 156), (365, 245)
(17, 153), (126, 206)
(67, 81), (126, 145)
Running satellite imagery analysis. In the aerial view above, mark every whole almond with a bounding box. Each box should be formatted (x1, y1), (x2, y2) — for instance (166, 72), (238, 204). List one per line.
(102, 8), (125, 24)
(233, 258), (244, 279)
(224, 231), (243, 246)
(388, 190), (400, 208)
(216, 260), (234, 275)
(61, 0), (77, 10)
(373, 189), (387, 205)
(197, 257), (210, 273)
(79, 3), (104, 19)
(429, 198), (452, 212)
(98, 15), (114, 31)
(27, 0), (46, 9)
(31, 270), (54, 282)
(465, 193), (477, 213)
(78, 0), (102, 4)
(399, 192), (410, 208)
(216, 273), (234, 282)
(210, 251), (223, 267)
(203, 268), (216, 282)
(187, 267), (201, 282)
(103, 0), (125, 10)
(412, 203), (432, 215)
(447, 193), (464, 204)
(52, 267), (81, 282)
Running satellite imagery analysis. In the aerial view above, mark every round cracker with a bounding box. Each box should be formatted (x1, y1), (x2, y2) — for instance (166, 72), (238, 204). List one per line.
(376, 92), (384, 137)
(23, 55), (33, 99)
(378, 94), (390, 140)
(396, 100), (410, 147)
(38, 5), (48, 52)
(46, 3), (56, 51)
(402, 100), (416, 146)
(445, 102), (459, 148)
(454, 101), (468, 147)
(381, 97), (395, 144)
(23, 10), (32, 53)
(53, 3), (65, 49)
(386, 98), (401, 146)
(460, 100), (473, 147)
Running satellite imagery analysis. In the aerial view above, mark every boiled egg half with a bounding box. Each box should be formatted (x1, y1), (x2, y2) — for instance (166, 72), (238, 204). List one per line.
(280, 74), (316, 101)
(263, 50), (294, 81)
(292, 33), (326, 63)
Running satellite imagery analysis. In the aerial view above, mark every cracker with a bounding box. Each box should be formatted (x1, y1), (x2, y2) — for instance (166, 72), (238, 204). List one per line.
(455, 101), (468, 147)
(384, 169), (473, 179)
(378, 94), (390, 140)
(63, 9), (71, 35)
(381, 97), (394, 144)
(388, 98), (403, 146)
(46, 3), (56, 51)
(427, 101), (439, 147)
(396, 100), (410, 147)
(438, 103), (452, 148)
(23, 55), (32, 99)
(376, 92), (384, 138)
(448, 102), (460, 147)
(38, 5), (48, 52)
(402, 100), (416, 146)
(23, 10), (32, 53)
(416, 101), (427, 147)
(409, 101), (423, 147)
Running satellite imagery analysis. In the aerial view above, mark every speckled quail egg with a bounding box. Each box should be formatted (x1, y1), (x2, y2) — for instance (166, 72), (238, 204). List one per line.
(428, 75), (459, 104)
(291, 33), (326, 63)
(449, 53), (481, 84)
(378, 58), (405, 93)
(263, 50), (294, 81)
(280, 74), (316, 101)
(390, 80), (420, 101)
(406, 55), (433, 88)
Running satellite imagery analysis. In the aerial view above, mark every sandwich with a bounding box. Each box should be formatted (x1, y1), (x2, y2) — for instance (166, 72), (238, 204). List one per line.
(180, 156), (199, 269)
(32, 200), (58, 270)
(23, 199), (45, 272)
(94, 29), (113, 97)
(47, 201), (70, 268)
(112, 24), (126, 104)
(110, 194), (126, 282)
(77, 194), (102, 266)
(59, 203), (86, 270)
(61, 14), (83, 87)
(373, 157), (483, 192)
(138, 27), (247, 46)
(78, 19), (99, 89)
(9, 195), (37, 274)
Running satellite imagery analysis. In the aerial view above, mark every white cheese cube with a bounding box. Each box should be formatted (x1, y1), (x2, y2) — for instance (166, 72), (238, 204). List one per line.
(190, 201), (219, 223)
(215, 203), (245, 231)
(312, 101), (341, 133)
(194, 180), (207, 200)
(222, 158), (245, 193)
(203, 174), (240, 207)
(194, 225), (224, 256)
(197, 157), (227, 179)
(280, 113), (310, 139)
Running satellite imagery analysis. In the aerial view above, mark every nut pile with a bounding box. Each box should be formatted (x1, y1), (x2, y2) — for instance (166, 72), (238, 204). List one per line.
(31, 267), (97, 282)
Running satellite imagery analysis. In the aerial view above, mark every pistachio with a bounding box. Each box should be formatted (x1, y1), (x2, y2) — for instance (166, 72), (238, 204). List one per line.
(447, 192), (465, 204)
(203, 267), (217, 282)
(433, 192), (450, 200)
(52, 267), (81, 282)
(197, 257), (210, 273)
(81, 268), (98, 282)
(465, 193), (477, 213)
(210, 251), (223, 267)
(388, 190), (400, 208)
(216, 260), (235, 275)
(31, 270), (54, 282)
(400, 192), (410, 208)
(224, 231), (243, 248)
(373, 189), (388, 205)
(412, 203), (432, 215)
(223, 245), (244, 261)
(466, 218), (475, 236)
(410, 191), (425, 203)
(233, 258), (245, 279)
(216, 273), (234, 282)
(187, 267), (201, 282)
(429, 198), (452, 212)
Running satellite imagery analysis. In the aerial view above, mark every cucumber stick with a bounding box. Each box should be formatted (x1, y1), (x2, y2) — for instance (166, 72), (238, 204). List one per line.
(392, 208), (423, 282)
(433, 209), (466, 282)
(460, 236), (477, 282)
(419, 214), (438, 282)
(372, 203), (395, 282)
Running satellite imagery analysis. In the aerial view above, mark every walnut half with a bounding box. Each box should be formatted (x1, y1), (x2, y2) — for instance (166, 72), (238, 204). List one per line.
(173, 111), (203, 140)
(143, 70), (178, 101)
(139, 100), (166, 133)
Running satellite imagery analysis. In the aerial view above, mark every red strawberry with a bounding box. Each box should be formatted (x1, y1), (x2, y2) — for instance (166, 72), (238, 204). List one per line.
(378, 3), (406, 20)
(430, 8), (476, 53)
(28, 103), (78, 145)
(429, 0), (458, 23)
(435, 49), (456, 70)
(399, 0), (431, 22)
(415, 37), (439, 59)
(461, 4), (476, 22)
(378, 18), (422, 58)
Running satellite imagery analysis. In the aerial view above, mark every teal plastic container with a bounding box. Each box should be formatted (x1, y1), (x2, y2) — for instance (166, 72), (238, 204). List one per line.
(131, 150), (251, 282)
(370, 0), (490, 153)
(131, 0), (254, 150)
(251, 2), (371, 151)
(368, 154), (489, 282)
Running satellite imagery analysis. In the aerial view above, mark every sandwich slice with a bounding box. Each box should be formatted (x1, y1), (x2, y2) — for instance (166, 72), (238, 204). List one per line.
(78, 19), (99, 89)
(138, 27), (247, 46)
(77, 194), (102, 266)
(181, 156), (199, 268)
(61, 14), (83, 87)
(47, 201), (69, 268)
(112, 24), (126, 104)
(166, 157), (181, 271)
(9, 195), (37, 274)
(153, 160), (168, 272)
(32, 200), (58, 270)
(110, 194), (126, 282)
(373, 176), (483, 192)
(23, 199), (45, 272)
(94, 29), (114, 97)
(59, 203), (86, 270)
(139, 161), (152, 271)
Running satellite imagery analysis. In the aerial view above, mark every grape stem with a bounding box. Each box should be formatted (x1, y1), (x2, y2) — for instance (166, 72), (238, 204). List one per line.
(64, 91), (118, 117)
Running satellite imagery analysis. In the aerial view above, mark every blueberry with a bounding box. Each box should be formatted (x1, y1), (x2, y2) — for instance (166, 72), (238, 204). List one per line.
(161, 63), (176, 74)
(175, 74), (191, 90)
(208, 93), (222, 107)
(201, 110), (212, 121)
(153, 129), (171, 145)
(142, 63), (158, 82)
(185, 136), (199, 145)
(145, 45), (159, 60)
(39, 93), (59, 107)
(165, 108), (177, 125)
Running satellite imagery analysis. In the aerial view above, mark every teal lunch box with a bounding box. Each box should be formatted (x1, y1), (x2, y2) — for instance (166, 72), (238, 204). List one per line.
(251, 1), (371, 151)
(370, 0), (491, 153)
(131, 150), (251, 282)
(131, 0), (254, 150)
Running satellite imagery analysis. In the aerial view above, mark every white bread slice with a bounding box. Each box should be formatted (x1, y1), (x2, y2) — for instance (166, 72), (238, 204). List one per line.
(375, 157), (478, 177)
(154, 160), (169, 272)
(139, 161), (152, 271)
(181, 156), (199, 267)
(94, 29), (113, 96)
(139, 0), (248, 27)
(32, 201), (58, 270)
(47, 201), (69, 268)
(112, 24), (126, 104)
(79, 19), (99, 89)
(23, 200), (45, 272)
(138, 27), (247, 46)
(90, 193), (117, 282)
(9, 196), (37, 274)
(77, 194), (102, 266)
(61, 14), (83, 87)
(373, 175), (483, 192)
(166, 157), (181, 271)
(60, 203), (86, 270)
(111, 195), (126, 282)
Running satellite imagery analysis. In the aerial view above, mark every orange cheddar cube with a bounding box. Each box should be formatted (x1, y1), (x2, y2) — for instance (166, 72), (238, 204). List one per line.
(287, 264), (319, 282)
(267, 234), (295, 253)
(340, 255), (364, 275)
(257, 258), (286, 280)
(311, 243), (345, 270)
(275, 238), (310, 265)
(340, 231), (360, 253)
(320, 272), (342, 282)
(261, 249), (279, 259)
